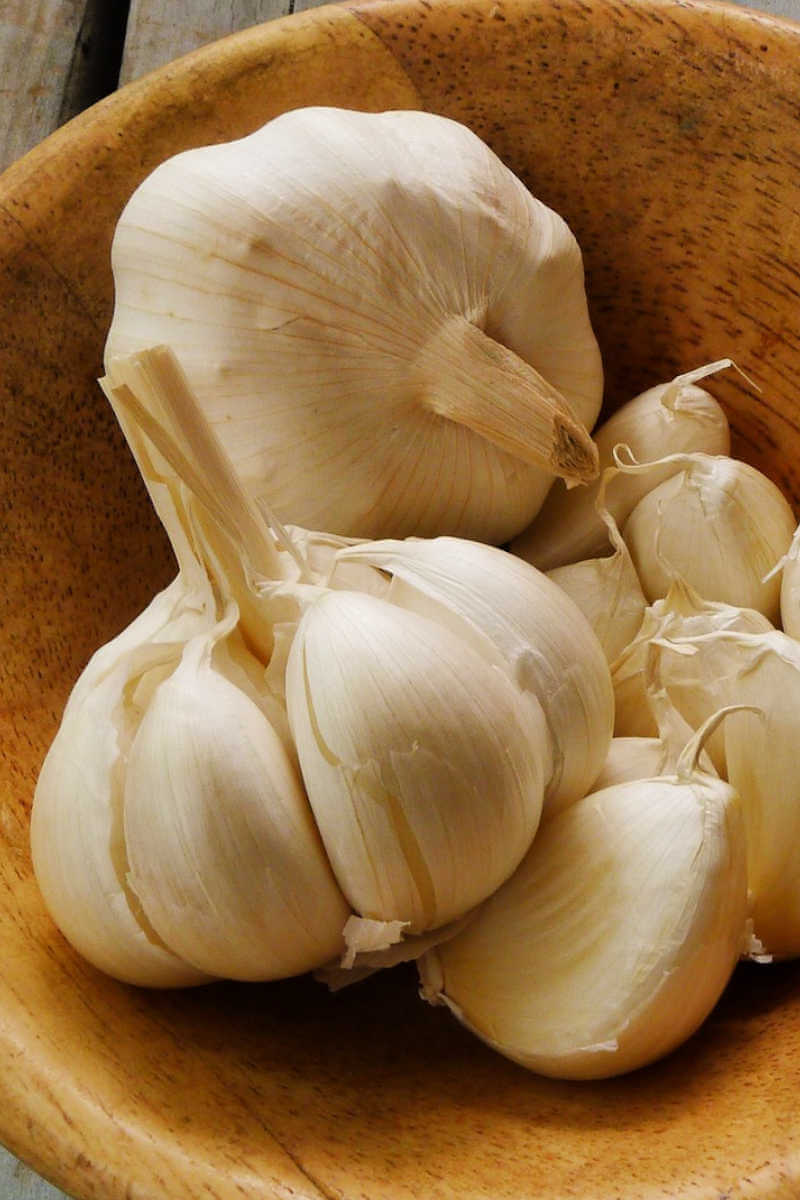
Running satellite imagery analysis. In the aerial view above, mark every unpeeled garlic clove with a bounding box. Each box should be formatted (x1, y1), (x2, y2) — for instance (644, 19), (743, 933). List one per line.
(650, 627), (800, 958)
(621, 450), (795, 622)
(611, 578), (772, 758)
(512, 362), (732, 571)
(330, 536), (613, 811)
(545, 482), (646, 664)
(418, 719), (748, 1079)
(30, 579), (215, 987)
(123, 609), (351, 980)
(285, 589), (548, 935)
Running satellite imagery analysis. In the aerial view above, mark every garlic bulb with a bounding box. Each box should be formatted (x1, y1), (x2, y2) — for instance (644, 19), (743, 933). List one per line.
(286, 589), (548, 934)
(512, 362), (731, 570)
(123, 607), (350, 980)
(621, 450), (795, 621)
(418, 715), (748, 1079)
(104, 106), (602, 543)
(36, 345), (558, 981)
(545, 478), (646, 663)
(330, 535), (613, 810)
(611, 578), (773, 754)
(30, 578), (216, 987)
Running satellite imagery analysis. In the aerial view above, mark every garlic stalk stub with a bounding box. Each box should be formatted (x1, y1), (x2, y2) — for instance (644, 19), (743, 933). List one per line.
(620, 449), (795, 621)
(512, 362), (732, 570)
(286, 589), (548, 933)
(419, 714), (748, 1079)
(105, 106), (602, 542)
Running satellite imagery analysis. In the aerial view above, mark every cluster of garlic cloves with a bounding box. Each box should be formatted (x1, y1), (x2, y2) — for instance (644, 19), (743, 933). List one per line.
(34, 344), (613, 986)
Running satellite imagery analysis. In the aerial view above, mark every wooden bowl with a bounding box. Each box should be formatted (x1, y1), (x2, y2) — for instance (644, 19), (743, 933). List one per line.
(2, 1), (800, 1195)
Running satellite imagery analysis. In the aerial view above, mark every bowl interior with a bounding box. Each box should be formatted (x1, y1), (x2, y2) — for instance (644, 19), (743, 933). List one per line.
(2, 1), (800, 1197)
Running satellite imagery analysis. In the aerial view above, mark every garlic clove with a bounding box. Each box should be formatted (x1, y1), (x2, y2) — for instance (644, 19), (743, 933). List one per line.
(105, 107), (603, 543)
(545, 479), (646, 663)
(591, 737), (668, 790)
(123, 610), (351, 981)
(512, 362), (732, 570)
(653, 627), (800, 958)
(331, 536), (613, 811)
(419, 727), (747, 1079)
(30, 580), (214, 987)
(611, 578), (773, 754)
(621, 451), (795, 622)
(285, 589), (548, 934)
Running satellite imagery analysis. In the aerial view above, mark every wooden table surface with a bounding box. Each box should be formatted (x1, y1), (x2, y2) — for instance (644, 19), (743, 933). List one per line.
(1, 0), (800, 1195)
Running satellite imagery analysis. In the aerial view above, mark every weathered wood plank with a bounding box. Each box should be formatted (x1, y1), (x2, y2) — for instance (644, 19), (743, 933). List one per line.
(0, 0), (92, 170)
(118, 0), (291, 84)
(0, 1145), (70, 1199)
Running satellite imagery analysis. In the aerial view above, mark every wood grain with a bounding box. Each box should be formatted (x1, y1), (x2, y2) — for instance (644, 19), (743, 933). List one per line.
(0, 0), (92, 168)
(2, 2), (800, 1200)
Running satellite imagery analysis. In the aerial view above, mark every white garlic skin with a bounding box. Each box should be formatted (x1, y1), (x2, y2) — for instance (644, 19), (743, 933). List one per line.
(611, 580), (773, 757)
(286, 589), (548, 935)
(778, 522), (800, 637)
(330, 536), (614, 812)
(105, 107), (603, 543)
(546, 542), (646, 664)
(513, 376), (730, 571)
(31, 580), (214, 987)
(419, 771), (747, 1079)
(591, 737), (667, 790)
(623, 455), (795, 622)
(651, 628), (800, 958)
(123, 632), (351, 981)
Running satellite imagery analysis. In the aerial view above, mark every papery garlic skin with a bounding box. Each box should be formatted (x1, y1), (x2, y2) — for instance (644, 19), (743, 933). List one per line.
(31, 579), (214, 987)
(419, 767), (747, 1079)
(776, 522), (800, 638)
(105, 107), (602, 543)
(124, 613), (350, 980)
(611, 579), (773, 756)
(623, 454), (795, 622)
(331, 536), (613, 811)
(286, 590), (548, 934)
(651, 628), (800, 958)
(513, 367), (730, 570)
(545, 504), (646, 664)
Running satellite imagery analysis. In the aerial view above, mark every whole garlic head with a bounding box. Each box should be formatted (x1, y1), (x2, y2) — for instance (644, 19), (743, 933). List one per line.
(105, 106), (603, 542)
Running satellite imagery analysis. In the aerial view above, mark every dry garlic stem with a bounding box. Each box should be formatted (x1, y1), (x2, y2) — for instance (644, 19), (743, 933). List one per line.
(105, 106), (602, 542)
(419, 713), (747, 1079)
(619, 448), (795, 621)
(512, 361), (732, 570)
